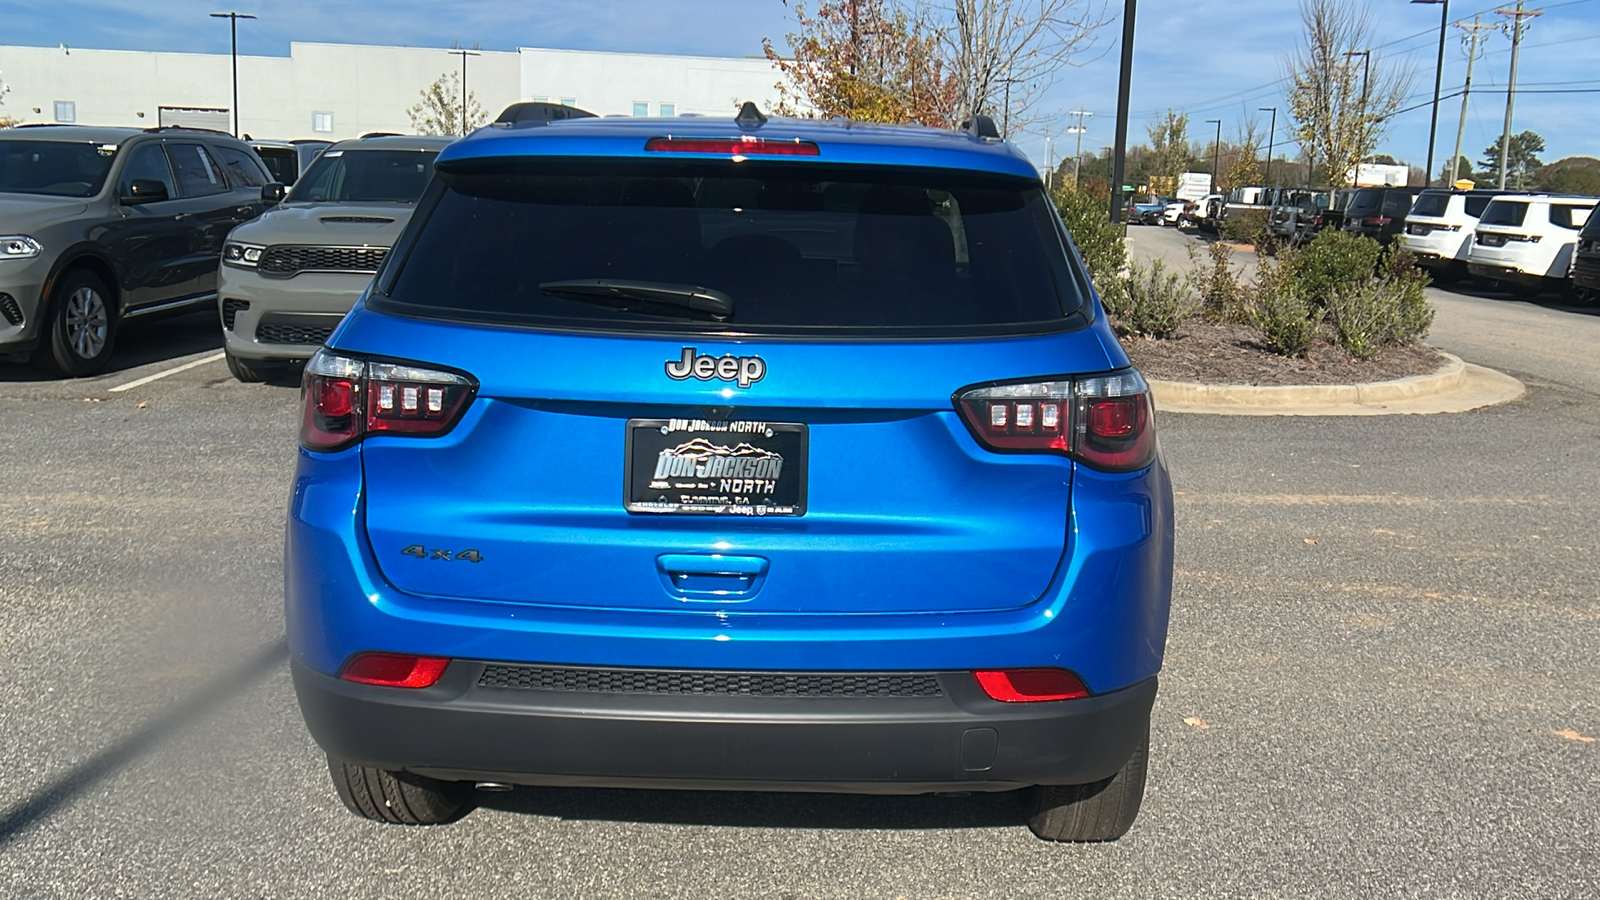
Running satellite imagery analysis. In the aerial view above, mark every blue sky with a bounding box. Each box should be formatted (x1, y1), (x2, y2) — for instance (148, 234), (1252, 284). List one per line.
(6, 0), (1599, 175)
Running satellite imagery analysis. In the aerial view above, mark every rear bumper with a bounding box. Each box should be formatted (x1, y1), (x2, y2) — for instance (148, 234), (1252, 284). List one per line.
(292, 658), (1157, 791)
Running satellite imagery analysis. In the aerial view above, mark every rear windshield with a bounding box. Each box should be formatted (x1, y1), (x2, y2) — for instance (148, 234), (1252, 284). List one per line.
(287, 148), (439, 203)
(1464, 195), (1494, 218)
(1479, 200), (1528, 227)
(0, 139), (117, 197)
(1345, 190), (1382, 214)
(376, 159), (1082, 334)
(1410, 192), (1450, 218)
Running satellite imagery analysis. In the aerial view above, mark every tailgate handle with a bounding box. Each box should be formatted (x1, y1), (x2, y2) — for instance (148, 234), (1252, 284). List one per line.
(657, 554), (768, 601)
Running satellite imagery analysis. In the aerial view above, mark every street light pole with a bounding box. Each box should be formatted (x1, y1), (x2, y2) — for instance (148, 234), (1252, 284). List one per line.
(1410, 0), (1450, 185)
(1343, 49), (1371, 184)
(1205, 118), (1221, 194)
(1109, 0), (1137, 225)
(1259, 107), (1277, 188)
(209, 11), (256, 138)
(447, 47), (481, 136)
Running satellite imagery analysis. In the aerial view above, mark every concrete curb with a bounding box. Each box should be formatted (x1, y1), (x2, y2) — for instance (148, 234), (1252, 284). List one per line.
(1149, 352), (1526, 417)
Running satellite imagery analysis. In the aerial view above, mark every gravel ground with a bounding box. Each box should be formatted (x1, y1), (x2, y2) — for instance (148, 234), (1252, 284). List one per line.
(1, 300), (1596, 899)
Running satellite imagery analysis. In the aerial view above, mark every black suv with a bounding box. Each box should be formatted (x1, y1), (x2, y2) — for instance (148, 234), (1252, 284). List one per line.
(0, 125), (277, 375)
(1574, 208), (1600, 304)
(1341, 186), (1422, 244)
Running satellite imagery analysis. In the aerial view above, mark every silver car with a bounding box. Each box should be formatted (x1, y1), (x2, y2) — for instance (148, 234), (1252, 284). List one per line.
(218, 135), (452, 381)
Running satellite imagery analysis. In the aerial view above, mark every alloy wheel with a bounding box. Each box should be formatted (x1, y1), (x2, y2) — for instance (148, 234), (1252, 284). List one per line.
(65, 286), (109, 359)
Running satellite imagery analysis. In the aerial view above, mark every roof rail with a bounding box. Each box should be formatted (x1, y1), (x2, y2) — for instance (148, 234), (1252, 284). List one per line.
(961, 114), (1001, 140)
(143, 125), (233, 136)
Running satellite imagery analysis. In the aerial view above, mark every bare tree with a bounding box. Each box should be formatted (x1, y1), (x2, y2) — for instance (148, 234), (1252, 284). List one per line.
(1284, 0), (1409, 189)
(1219, 119), (1264, 193)
(0, 72), (18, 128)
(935, 0), (1111, 135)
(407, 72), (486, 137)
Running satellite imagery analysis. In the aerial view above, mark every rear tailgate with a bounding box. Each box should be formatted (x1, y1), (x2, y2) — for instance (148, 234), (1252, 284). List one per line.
(349, 316), (1114, 615)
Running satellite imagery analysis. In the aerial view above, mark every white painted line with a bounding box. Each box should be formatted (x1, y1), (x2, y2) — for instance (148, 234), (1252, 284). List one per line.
(108, 351), (227, 393)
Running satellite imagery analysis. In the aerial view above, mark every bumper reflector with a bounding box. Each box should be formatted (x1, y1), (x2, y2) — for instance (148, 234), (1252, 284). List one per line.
(973, 668), (1090, 702)
(339, 652), (450, 688)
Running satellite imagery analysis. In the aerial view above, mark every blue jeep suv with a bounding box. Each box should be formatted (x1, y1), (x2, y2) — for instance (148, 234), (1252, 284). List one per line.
(286, 105), (1174, 842)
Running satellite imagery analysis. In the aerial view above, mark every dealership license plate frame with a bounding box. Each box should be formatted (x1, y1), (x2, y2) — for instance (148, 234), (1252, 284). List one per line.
(625, 419), (809, 517)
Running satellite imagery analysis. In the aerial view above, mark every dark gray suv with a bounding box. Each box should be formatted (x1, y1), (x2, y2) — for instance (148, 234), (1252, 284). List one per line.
(0, 125), (276, 376)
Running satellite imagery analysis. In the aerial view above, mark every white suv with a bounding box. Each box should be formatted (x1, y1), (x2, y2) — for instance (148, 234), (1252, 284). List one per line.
(1466, 194), (1597, 297)
(1402, 189), (1526, 283)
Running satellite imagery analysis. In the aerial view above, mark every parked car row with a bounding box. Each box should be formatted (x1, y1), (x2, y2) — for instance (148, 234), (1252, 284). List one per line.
(0, 124), (444, 378)
(1192, 180), (1597, 302)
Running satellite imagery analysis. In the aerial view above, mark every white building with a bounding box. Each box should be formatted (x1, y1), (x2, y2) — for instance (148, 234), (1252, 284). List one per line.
(0, 41), (790, 140)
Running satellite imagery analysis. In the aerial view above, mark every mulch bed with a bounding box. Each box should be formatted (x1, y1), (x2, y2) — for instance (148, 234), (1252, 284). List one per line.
(1119, 320), (1447, 386)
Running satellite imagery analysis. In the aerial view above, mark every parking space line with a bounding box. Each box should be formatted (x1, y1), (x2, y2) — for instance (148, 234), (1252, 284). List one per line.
(107, 352), (227, 393)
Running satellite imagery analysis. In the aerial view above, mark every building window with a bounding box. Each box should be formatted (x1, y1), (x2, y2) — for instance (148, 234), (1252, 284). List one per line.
(312, 111), (334, 133)
(632, 102), (649, 118)
(560, 98), (576, 107)
(530, 96), (548, 103)
(659, 102), (676, 117)
(53, 101), (76, 123)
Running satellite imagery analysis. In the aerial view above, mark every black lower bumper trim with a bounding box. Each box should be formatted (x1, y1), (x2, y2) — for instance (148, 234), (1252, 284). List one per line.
(291, 659), (1157, 793)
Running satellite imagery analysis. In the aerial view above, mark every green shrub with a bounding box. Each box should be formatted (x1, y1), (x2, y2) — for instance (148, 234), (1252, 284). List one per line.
(1293, 229), (1382, 307)
(1188, 240), (1247, 323)
(1325, 246), (1435, 357)
(1220, 209), (1269, 246)
(1120, 260), (1196, 338)
(1052, 184), (1127, 291)
(1244, 254), (1322, 356)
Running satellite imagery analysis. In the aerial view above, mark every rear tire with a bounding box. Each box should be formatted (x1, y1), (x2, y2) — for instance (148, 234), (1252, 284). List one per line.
(36, 269), (117, 378)
(326, 756), (473, 825)
(225, 350), (283, 384)
(1024, 731), (1148, 842)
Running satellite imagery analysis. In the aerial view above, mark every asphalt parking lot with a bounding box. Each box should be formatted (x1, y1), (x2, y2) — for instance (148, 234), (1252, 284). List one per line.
(2, 272), (1597, 897)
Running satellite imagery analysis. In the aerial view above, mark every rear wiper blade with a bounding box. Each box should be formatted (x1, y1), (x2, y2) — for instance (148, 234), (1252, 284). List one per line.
(539, 279), (733, 321)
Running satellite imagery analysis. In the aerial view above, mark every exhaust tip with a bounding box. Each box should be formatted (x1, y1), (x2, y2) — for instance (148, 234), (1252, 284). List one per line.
(474, 781), (514, 792)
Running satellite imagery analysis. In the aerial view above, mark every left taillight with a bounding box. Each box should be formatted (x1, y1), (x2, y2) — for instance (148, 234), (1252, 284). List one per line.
(300, 348), (477, 451)
(955, 369), (1156, 473)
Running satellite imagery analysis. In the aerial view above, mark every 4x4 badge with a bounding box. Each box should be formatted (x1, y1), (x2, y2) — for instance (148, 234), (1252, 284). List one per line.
(665, 347), (767, 388)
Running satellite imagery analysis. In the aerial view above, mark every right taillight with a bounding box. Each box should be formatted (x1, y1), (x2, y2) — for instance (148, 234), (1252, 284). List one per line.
(301, 349), (477, 451)
(955, 369), (1156, 472)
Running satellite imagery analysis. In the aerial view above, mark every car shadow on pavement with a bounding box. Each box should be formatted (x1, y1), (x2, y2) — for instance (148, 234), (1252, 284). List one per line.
(1435, 281), (1600, 315)
(478, 783), (1025, 831)
(0, 310), (223, 383)
(0, 639), (287, 849)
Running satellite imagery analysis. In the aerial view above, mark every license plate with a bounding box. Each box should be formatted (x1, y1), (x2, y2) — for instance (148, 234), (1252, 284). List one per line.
(626, 419), (808, 516)
(1408, 223), (1431, 236)
(1480, 234), (1506, 247)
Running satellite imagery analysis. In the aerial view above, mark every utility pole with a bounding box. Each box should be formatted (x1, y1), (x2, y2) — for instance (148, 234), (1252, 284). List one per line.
(1410, 0), (1450, 186)
(1067, 108), (1092, 188)
(1496, 1), (1541, 189)
(447, 45), (481, 136)
(1109, 0), (1137, 225)
(1205, 119), (1221, 194)
(1259, 106), (1278, 188)
(1450, 16), (1493, 185)
(209, 11), (256, 138)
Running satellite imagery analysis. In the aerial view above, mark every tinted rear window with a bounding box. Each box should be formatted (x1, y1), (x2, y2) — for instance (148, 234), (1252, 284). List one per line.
(1410, 192), (1450, 217)
(254, 147), (300, 185)
(1345, 190), (1382, 214)
(1480, 200), (1528, 227)
(376, 160), (1082, 334)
